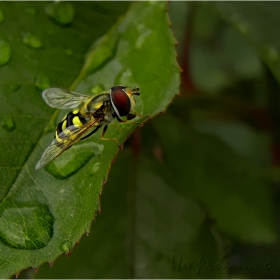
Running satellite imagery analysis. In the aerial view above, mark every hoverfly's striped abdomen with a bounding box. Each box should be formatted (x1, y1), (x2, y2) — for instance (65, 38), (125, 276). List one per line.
(54, 109), (87, 142)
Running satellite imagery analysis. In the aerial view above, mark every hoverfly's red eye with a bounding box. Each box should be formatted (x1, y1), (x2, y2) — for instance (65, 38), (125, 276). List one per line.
(110, 86), (131, 117)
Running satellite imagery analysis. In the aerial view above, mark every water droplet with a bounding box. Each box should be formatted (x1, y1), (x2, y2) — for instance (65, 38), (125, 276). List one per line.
(0, 40), (11, 66)
(60, 240), (72, 254)
(22, 32), (42, 49)
(9, 84), (21, 92)
(65, 49), (73, 56)
(90, 162), (101, 175)
(90, 84), (105, 94)
(25, 8), (37, 15)
(136, 25), (152, 49)
(115, 68), (135, 86)
(45, 142), (103, 179)
(0, 201), (54, 249)
(262, 45), (279, 64)
(45, 2), (75, 25)
(0, 10), (4, 23)
(2, 116), (15, 132)
(35, 74), (50, 90)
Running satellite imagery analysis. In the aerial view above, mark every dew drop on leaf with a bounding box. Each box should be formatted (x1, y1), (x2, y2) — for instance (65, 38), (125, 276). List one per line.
(22, 32), (42, 49)
(0, 40), (11, 66)
(135, 24), (152, 49)
(25, 7), (37, 15)
(0, 10), (4, 23)
(45, 2), (75, 25)
(45, 142), (103, 179)
(9, 84), (21, 92)
(36, 74), (51, 90)
(90, 162), (101, 175)
(0, 202), (54, 250)
(2, 116), (15, 132)
(59, 240), (72, 254)
(115, 68), (135, 86)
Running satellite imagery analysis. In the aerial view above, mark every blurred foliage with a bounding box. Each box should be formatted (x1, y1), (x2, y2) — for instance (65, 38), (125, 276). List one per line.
(1, 1), (280, 279)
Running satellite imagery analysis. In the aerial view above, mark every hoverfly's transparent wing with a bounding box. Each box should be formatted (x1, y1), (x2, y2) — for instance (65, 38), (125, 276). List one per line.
(35, 117), (101, 169)
(42, 88), (92, 109)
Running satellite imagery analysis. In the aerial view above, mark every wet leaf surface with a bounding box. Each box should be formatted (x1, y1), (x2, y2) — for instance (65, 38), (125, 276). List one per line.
(0, 2), (180, 277)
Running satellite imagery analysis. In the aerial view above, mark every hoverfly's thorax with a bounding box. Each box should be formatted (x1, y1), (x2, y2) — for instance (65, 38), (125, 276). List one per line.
(87, 94), (111, 113)
(35, 85), (141, 169)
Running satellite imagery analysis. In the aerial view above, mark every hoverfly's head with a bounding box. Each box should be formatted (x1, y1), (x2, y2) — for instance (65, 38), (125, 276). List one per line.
(110, 85), (140, 117)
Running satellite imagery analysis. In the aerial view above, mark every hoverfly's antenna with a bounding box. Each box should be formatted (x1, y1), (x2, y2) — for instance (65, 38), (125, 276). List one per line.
(132, 86), (140, 96)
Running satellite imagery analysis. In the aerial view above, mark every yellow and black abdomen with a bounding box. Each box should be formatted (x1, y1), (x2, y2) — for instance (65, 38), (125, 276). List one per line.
(55, 109), (87, 140)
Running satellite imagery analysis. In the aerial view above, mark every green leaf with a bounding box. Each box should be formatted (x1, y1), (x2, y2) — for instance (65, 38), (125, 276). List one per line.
(152, 113), (277, 244)
(212, 2), (280, 85)
(33, 151), (227, 278)
(0, 2), (180, 278)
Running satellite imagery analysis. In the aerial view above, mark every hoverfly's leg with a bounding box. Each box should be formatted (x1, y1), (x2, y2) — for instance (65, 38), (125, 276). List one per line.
(130, 109), (150, 118)
(116, 115), (141, 125)
(126, 113), (136, 120)
(100, 125), (121, 147)
(80, 125), (101, 140)
(112, 124), (124, 131)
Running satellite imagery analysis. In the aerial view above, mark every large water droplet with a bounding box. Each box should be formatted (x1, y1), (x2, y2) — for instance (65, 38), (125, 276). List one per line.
(90, 162), (101, 175)
(36, 74), (51, 90)
(45, 142), (104, 179)
(0, 201), (54, 249)
(115, 68), (135, 86)
(22, 33), (42, 49)
(2, 116), (15, 132)
(136, 24), (152, 49)
(45, 2), (75, 25)
(59, 240), (72, 254)
(25, 7), (37, 15)
(0, 10), (4, 23)
(90, 84), (105, 94)
(9, 84), (21, 92)
(0, 40), (11, 66)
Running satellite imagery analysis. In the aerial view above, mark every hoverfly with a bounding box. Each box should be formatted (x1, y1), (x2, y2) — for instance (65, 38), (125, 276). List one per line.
(35, 85), (141, 169)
